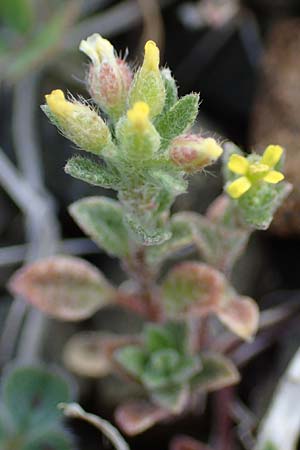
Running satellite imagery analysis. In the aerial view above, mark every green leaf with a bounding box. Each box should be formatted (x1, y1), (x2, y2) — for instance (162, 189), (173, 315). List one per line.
(65, 156), (121, 189)
(69, 197), (130, 258)
(2, 367), (71, 433)
(176, 211), (249, 272)
(0, 0), (34, 33)
(146, 214), (194, 266)
(114, 346), (147, 378)
(160, 68), (178, 112)
(22, 430), (74, 450)
(145, 322), (187, 354)
(125, 214), (171, 246)
(9, 255), (116, 321)
(148, 169), (187, 196)
(151, 385), (188, 414)
(190, 353), (239, 392)
(155, 94), (199, 149)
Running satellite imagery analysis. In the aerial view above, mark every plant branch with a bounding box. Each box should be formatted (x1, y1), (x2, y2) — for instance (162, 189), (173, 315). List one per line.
(60, 403), (130, 450)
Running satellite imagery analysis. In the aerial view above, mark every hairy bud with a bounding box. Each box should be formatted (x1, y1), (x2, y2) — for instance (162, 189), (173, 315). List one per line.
(170, 134), (223, 172)
(129, 41), (165, 118)
(80, 34), (133, 120)
(116, 102), (160, 161)
(44, 90), (111, 155)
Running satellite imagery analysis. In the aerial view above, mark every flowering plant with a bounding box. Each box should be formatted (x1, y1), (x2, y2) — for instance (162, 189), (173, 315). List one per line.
(8, 33), (291, 440)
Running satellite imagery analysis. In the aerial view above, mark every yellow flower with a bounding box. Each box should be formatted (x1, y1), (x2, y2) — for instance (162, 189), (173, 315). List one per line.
(226, 145), (285, 199)
(45, 89), (77, 118)
(79, 34), (115, 68)
(142, 40), (160, 72)
(127, 102), (150, 131)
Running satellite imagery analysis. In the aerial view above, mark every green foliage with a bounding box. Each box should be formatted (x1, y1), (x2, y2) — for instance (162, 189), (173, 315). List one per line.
(0, 0), (34, 33)
(114, 322), (238, 413)
(0, 366), (73, 450)
(41, 36), (221, 245)
(160, 68), (178, 112)
(146, 213), (193, 266)
(155, 94), (199, 149)
(0, 1), (80, 82)
(69, 197), (130, 258)
(65, 156), (121, 188)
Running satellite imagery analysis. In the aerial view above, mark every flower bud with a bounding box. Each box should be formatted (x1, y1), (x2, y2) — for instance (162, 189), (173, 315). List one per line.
(129, 41), (165, 118)
(44, 89), (111, 155)
(170, 134), (223, 172)
(116, 102), (160, 161)
(79, 34), (133, 120)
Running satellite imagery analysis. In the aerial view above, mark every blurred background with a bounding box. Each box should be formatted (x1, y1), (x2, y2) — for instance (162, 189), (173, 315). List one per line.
(1, 1), (300, 448)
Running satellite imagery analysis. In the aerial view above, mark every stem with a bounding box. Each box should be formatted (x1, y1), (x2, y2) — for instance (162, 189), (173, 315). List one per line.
(213, 387), (235, 450)
(122, 246), (161, 321)
(60, 403), (130, 450)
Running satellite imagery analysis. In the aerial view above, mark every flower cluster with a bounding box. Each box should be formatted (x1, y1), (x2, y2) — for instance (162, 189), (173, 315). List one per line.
(226, 145), (284, 199)
(42, 34), (224, 245)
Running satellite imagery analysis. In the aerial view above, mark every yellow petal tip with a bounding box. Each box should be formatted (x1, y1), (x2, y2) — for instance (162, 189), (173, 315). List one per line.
(143, 40), (160, 71)
(127, 102), (150, 130)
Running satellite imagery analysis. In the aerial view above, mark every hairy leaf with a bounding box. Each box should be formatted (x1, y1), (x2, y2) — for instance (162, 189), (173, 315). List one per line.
(190, 353), (239, 392)
(125, 214), (171, 246)
(237, 181), (292, 230)
(146, 215), (194, 266)
(65, 156), (121, 188)
(155, 94), (199, 148)
(161, 68), (178, 112)
(161, 262), (225, 317)
(115, 400), (170, 436)
(69, 197), (130, 258)
(9, 256), (116, 321)
(145, 322), (187, 354)
(218, 295), (259, 341)
(151, 385), (189, 413)
(114, 346), (147, 378)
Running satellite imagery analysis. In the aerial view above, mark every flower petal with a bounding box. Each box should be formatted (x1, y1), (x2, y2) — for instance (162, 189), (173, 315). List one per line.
(226, 177), (251, 199)
(261, 145), (283, 168)
(228, 154), (249, 175)
(263, 170), (285, 184)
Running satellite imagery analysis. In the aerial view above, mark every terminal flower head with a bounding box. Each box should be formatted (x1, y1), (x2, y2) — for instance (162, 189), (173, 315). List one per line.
(226, 145), (285, 199)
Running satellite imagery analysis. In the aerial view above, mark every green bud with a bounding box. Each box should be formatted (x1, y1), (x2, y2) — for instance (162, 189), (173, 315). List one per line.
(129, 41), (165, 118)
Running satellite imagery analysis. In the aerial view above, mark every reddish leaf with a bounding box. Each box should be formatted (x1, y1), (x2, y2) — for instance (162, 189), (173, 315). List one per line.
(218, 296), (259, 341)
(161, 262), (259, 340)
(170, 435), (212, 450)
(9, 256), (116, 321)
(115, 400), (170, 436)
